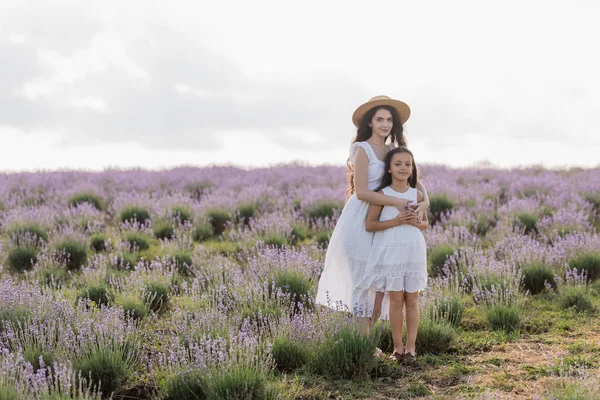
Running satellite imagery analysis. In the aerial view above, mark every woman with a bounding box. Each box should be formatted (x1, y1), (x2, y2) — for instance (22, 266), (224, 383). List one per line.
(315, 95), (429, 331)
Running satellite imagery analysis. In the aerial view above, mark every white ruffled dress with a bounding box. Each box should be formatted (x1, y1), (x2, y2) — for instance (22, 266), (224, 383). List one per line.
(356, 186), (427, 293)
(315, 141), (385, 317)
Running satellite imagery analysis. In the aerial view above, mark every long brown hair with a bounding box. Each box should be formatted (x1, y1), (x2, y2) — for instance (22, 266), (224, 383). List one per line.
(345, 105), (407, 200)
(374, 146), (418, 192)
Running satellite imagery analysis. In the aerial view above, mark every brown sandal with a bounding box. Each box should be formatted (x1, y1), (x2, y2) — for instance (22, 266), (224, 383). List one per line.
(389, 351), (404, 362)
(403, 352), (417, 364)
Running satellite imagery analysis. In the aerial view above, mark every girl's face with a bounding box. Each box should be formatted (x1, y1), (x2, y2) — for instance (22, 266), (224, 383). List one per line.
(369, 108), (393, 139)
(388, 152), (413, 182)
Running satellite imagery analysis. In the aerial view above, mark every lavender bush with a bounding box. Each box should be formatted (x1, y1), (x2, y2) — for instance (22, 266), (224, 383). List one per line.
(0, 164), (599, 397)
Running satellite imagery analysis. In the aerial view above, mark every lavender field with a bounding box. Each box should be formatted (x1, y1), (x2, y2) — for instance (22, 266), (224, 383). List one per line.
(1, 164), (600, 399)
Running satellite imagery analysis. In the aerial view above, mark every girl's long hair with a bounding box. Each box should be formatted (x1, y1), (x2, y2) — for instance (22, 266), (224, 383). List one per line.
(374, 146), (418, 192)
(345, 105), (407, 200)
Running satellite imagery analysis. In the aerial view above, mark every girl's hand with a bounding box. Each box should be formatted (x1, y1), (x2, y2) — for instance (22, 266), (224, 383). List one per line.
(394, 210), (418, 226)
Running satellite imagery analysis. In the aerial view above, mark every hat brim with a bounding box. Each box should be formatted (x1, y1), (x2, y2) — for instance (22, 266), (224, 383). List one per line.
(352, 98), (411, 127)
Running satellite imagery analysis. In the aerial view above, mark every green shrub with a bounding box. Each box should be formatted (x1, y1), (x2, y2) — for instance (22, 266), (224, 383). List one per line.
(119, 206), (151, 225)
(90, 233), (109, 252)
(118, 298), (148, 320)
(472, 214), (498, 237)
(193, 222), (214, 242)
(0, 384), (19, 400)
(40, 267), (70, 287)
(373, 320), (394, 353)
(272, 335), (311, 373)
(164, 370), (207, 400)
(172, 251), (194, 277)
(204, 241), (240, 256)
(112, 252), (138, 270)
(170, 206), (193, 224)
(290, 223), (310, 244)
(545, 380), (600, 400)
(237, 202), (259, 225)
(305, 201), (343, 220)
(124, 232), (151, 251)
(583, 192), (600, 212)
(559, 287), (595, 313)
(262, 234), (288, 248)
(185, 181), (213, 201)
(55, 238), (88, 271)
(314, 231), (332, 246)
(274, 269), (313, 313)
(8, 224), (48, 246)
(205, 367), (277, 400)
(485, 304), (522, 332)
(68, 192), (104, 211)
(77, 284), (113, 307)
(144, 281), (171, 313)
(0, 307), (31, 333)
(7, 246), (38, 273)
(240, 304), (282, 331)
(153, 220), (175, 240)
(515, 212), (538, 235)
(569, 252), (600, 282)
(205, 208), (233, 235)
(73, 339), (140, 398)
(430, 296), (464, 327)
(427, 245), (455, 278)
(429, 195), (455, 224)
(522, 262), (557, 295)
(310, 327), (377, 380)
(23, 341), (54, 370)
(415, 318), (456, 353)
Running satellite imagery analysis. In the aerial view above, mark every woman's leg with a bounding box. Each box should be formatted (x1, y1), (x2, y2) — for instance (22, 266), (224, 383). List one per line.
(388, 291), (405, 355)
(404, 290), (420, 355)
(370, 291), (385, 330)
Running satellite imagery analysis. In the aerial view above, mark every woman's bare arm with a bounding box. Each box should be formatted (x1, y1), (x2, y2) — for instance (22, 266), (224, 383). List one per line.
(411, 190), (429, 230)
(354, 147), (409, 208)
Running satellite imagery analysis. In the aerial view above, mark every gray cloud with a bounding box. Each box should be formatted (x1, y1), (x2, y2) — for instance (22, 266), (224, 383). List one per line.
(0, 7), (368, 151)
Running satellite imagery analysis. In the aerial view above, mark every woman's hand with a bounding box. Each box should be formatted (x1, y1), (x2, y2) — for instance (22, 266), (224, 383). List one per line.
(409, 201), (429, 215)
(393, 210), (418, 226)
(395, 198), (410, 212)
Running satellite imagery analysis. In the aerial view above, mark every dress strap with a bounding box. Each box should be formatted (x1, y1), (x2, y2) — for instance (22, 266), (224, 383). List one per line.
(349, 141), (374, 164)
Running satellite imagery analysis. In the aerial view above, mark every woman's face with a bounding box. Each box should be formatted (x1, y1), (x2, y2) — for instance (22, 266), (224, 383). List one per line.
(369, 108), (393, 140)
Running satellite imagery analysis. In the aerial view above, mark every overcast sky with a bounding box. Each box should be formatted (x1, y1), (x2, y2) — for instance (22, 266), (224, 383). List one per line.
(1, 0), (599, 172)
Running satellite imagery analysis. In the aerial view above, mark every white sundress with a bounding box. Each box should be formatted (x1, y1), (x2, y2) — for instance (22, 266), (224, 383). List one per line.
(356, 186), (428, 293)
(315, 141), (386, 317)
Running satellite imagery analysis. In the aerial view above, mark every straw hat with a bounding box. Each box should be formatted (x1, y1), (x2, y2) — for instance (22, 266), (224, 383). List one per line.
(351, 95), (411, 127)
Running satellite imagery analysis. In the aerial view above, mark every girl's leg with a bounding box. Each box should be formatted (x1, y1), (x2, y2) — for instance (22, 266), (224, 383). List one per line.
(369, 291), (385, 330)
(404, 290), (420, 356)
(388, 291), (405, 356)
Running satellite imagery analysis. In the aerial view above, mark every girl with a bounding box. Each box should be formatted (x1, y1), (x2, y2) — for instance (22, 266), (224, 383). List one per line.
(315, 96), (429, 339)
(356, 146), (428, 362)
